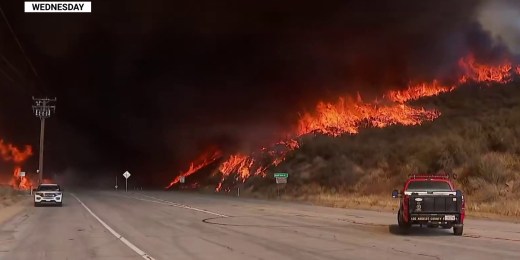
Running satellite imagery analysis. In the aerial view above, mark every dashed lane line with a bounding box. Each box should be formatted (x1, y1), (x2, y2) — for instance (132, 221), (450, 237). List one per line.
(116, 193), (229, 218)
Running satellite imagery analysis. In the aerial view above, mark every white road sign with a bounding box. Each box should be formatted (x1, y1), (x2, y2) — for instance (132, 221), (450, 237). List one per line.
(123, 171), (131, 192)
(275, 177), (287, 184)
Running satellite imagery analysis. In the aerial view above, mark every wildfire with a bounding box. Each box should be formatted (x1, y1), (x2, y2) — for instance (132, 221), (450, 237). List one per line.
(0, 139), (33, 190)
(458, 54), (515, 84)
(10, 167), (32, 190)
(386, 81), (455, 103)
(165, 147), (222, 189)
(0, 140), (32, 164)
(214, 154), (254, 191)
(296, 54), (520, 138)
(168, 54), (520, 191)
(296, 96), (441, 137)
(219, 154), (254, 180)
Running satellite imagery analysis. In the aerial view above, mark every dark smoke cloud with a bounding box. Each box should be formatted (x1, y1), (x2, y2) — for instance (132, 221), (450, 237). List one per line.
(0, 0), (516, 186)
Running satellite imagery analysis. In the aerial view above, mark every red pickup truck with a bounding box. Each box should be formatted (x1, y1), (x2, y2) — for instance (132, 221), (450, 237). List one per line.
(392, 174), (465, 235)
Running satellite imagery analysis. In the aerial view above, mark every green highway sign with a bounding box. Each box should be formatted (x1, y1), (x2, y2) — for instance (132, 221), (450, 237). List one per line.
(274, 173), (289, 178)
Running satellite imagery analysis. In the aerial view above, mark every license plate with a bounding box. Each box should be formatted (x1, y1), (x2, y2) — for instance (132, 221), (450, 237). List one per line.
(445, 215), (456, 221)
(411, 216), (443, 221)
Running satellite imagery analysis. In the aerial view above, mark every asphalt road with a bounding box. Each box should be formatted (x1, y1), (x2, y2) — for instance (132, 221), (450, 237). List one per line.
(0, 191), (519, 260)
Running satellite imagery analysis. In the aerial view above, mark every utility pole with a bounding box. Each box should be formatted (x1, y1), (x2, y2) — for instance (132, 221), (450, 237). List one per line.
(32, 97), (56, 184)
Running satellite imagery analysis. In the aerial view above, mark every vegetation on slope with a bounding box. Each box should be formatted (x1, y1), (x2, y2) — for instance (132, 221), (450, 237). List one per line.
(246, 80), (520, 216)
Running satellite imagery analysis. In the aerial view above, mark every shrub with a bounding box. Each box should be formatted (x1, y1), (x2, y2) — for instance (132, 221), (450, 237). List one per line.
(272, 81), (520, 206)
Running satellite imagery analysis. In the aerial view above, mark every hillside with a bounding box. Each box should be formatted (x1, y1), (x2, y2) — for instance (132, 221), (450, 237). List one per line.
(244, 80), (520, 216)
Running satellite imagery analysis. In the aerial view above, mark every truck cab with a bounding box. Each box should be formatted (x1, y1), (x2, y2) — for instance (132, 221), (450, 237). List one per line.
(392, 174), (465, 235)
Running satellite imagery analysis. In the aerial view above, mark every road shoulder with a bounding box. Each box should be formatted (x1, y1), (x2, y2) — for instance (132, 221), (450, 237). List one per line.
(0, 195), (31, 225)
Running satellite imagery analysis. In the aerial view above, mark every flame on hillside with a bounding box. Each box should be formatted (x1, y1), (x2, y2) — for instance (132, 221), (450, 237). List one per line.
(459, 54), (515, 84)
(0, 139), (33, 190)
(167, 54), (520, 190)
(165, 147), (222, 189)
(386, 81), (455, 103)
(215, 154), (253, 191)
(296, 96), (441, 137)
(219, 154), (254, 180)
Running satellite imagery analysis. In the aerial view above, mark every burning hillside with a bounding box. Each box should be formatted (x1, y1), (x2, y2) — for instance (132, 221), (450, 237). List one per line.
(0, 139), (33, 190)
(166, 54), (520, 191)
(166, 146), (222, 189)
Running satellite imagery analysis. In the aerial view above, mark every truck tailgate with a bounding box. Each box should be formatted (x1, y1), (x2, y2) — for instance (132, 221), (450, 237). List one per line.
(408, 194), (462, 213)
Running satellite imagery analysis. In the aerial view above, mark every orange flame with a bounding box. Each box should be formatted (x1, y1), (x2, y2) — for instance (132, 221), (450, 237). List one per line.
(215, 154), (254, 191)
(296, 96), (441, 137)
(0, 139), (33, 190)
(219, 154), (254, 180)
(458, 54), (514, 84)
(214, 140), (298, 190)
(0, 140), (32, 164)
(9, 167), (32, 190)
(297, 54), (519, 137)
(170, 54), (520, 191)
(165, 147), (222, 189)
(386, 81), (455, 103)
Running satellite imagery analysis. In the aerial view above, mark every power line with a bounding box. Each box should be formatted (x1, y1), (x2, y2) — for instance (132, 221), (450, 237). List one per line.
(1, 53), (24, 79)
(0, 54), (34, 95)
(0, 3), (45, 93)
(0, 4), (39, 78)
(0, 65), (15, 83)
(0, 53), (29, 89)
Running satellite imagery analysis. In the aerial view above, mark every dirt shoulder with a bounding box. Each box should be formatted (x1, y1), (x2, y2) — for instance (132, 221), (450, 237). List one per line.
(0, 187), (31, 225)
(199, 188), (520, 223)
(290, 193), (520, 223)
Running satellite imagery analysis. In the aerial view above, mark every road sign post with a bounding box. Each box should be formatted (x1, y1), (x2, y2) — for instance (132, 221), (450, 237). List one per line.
(123, 171), (131, 192)
(273, 173), (289, 198)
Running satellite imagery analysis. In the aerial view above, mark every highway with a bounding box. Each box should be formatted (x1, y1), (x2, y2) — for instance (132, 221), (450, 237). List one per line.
(0, 191), (519, 260)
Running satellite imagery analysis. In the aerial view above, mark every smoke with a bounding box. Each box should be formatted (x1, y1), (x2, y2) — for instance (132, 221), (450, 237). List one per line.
(54, 167), (121, 189)
(2, 0), (519, 187)
(477, 0), (520, 55)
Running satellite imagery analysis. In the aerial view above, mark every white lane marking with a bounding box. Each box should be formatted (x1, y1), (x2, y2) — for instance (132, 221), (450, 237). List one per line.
(117, 193), (228, 218)
(70, 193), (155, 260)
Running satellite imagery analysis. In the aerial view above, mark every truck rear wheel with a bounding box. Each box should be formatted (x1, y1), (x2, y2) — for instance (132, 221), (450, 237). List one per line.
(453, 226), (463, 236)
(397, 210), (411, 232)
